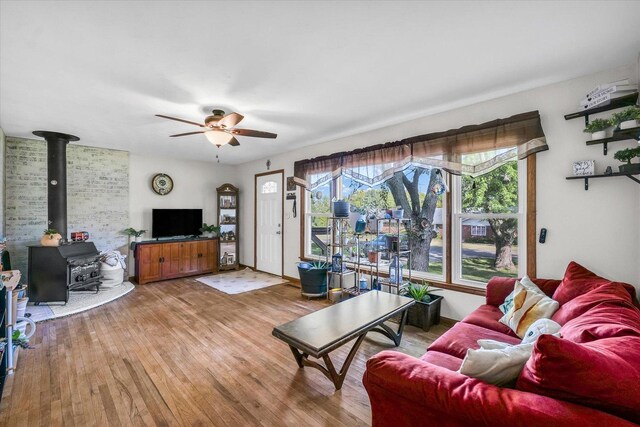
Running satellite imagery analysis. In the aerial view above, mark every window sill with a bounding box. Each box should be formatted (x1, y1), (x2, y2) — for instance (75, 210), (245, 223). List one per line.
(298, 256), (486, 297)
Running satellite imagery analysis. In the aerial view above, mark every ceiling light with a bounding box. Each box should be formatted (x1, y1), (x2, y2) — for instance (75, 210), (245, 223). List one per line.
(205, 131), (232, 147)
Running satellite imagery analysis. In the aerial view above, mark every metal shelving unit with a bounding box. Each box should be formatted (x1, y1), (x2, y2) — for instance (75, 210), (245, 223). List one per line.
(374, 218), (412, 295)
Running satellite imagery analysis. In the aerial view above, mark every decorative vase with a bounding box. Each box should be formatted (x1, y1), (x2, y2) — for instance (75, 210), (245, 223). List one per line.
(206, 232), (214, 238)
(355, 216), (367, 234)
(619, 119), (640, 130)
(40, 233), (62, 247)
(368, 251), (378, 263)
(135, 236), (142, 243)
(591, 127), (614, 140)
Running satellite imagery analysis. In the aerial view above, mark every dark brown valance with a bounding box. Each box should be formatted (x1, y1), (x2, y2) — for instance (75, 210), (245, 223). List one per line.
(294, 111), (547, 189)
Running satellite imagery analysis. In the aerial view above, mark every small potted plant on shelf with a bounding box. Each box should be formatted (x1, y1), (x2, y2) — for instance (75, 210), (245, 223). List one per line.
(297, 260), (330, 297)
(611, 106), (640, 130)
(200, 223), (220, 238)
(403, 281), (443, 332)
(583, 118), (615, 140)
(123, 227), (146, 242)
(40, 229), (62, 247)
(613, 146), (640, 174)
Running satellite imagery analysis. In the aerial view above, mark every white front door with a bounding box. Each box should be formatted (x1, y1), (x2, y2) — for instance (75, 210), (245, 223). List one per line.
(256, 173), (283, 275)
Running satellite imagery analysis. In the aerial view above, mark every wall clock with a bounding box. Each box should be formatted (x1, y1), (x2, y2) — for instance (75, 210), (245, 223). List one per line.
(152, 173), (174, 195)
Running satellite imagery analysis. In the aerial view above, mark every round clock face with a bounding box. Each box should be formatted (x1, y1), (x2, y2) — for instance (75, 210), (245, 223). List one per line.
(152, 173), (174, 195)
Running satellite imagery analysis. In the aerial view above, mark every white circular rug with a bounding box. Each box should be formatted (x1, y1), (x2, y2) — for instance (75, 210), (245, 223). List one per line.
(26, 281), (135, 323)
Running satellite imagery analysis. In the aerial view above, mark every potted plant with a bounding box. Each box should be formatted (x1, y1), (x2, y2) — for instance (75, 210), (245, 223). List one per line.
(583, 118), (614, 140)
(123, 227), (146, 242)
(40, 229), (62, 247)
(200, 223), (220, 238)
(613, 147), (640, 174)
(297, 260), (330, 297)
(611, 106), (640, 130)
(403, 281), (443, 331)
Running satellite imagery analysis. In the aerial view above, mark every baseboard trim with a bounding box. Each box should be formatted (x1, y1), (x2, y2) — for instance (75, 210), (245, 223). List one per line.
(440, 316), (458, 327)
(283, 275), (301, 288)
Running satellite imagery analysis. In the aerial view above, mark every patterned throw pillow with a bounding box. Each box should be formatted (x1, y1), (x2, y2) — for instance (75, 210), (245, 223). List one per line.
(499, 288), (515, 314)
(500, 277), (560, 338)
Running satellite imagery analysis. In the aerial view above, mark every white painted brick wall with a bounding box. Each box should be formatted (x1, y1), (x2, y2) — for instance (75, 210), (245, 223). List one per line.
(4, 137), (129, 278)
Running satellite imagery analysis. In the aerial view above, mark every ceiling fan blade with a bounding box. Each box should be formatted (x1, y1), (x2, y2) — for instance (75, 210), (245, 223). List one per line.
(156, 114), (205, 128)
(231, 128), (277, 139)
(228, 137), (240, 146)
(218, 112), (244, 129)
(169, 131), (206, 137)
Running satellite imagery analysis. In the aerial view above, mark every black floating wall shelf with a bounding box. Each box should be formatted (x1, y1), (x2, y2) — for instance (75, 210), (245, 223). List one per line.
(585, 127), (640, 155)
(564, 92), (639, 126)
(566, 172), (640, 191)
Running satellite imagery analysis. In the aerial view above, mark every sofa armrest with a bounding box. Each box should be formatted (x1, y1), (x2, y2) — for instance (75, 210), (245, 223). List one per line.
(364, 351), (635, 427)
(486, 276), (517, 306)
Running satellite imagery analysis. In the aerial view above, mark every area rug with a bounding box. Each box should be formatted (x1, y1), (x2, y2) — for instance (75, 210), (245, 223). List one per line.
(196, 268), (287, 294)
(27, 282), (135, 323)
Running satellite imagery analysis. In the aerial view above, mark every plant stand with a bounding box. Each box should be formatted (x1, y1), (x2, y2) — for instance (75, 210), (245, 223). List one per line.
(406, 294), (443, 331)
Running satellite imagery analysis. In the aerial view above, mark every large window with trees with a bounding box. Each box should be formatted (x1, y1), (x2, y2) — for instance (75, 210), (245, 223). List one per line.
(296, 111), (546, 290)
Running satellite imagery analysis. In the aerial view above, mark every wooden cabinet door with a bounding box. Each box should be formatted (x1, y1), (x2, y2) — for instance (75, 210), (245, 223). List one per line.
(198, 240), (216, 272)
(161, 243), (182, 278)
(180, 242), (199, 275)
(138, 244), (162, 284)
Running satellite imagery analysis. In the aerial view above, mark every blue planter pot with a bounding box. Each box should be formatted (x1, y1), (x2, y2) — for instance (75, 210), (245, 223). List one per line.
(333, 201), (350, 218)
(297, 263), (328, 296)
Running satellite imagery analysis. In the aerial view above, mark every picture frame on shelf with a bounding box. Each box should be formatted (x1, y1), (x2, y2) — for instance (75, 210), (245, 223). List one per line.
(572, 160), (595, 176)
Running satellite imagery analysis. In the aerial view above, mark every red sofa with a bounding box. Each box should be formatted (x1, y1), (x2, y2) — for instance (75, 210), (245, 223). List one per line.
(363, 264), (640, 427)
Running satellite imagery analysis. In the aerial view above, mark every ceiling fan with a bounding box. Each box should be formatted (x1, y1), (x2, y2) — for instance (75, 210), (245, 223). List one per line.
(155, 109), (277, 147)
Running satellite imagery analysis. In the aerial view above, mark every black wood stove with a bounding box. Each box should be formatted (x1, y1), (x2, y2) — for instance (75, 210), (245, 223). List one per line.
(27, 130), (102, 304)
(28, 242), (102, 304)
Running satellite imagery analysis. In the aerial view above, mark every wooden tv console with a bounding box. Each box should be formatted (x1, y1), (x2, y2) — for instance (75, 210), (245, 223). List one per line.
(134, 238), (218, 285)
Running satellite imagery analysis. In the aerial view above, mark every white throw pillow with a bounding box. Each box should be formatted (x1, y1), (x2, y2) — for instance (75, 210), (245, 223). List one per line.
(499, 276), (560, 338)
(460, 319), (562, 386)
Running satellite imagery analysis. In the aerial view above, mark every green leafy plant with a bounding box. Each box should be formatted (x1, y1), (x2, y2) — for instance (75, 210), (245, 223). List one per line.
(200, 223), (220, 234)
(583, 118), (614, 134)
(10, 330), (33, 349)
(613, 147), (640, 164)
(611, 106), (640, 125)
(123, 227), (146, 237)
(406, 281), (432, 303)
(43, 229), (58, 235)
(310, 261), (329, 269)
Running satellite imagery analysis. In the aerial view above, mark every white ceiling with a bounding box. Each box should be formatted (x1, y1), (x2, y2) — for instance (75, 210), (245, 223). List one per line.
(2, 1), (640, 164)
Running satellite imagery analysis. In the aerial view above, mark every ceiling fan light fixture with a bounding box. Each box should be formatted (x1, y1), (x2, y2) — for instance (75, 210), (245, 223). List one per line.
(205, 130), (233, 147)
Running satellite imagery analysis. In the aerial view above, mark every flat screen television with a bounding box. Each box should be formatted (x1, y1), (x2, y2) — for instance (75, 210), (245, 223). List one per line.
(152, 209), (203, 238)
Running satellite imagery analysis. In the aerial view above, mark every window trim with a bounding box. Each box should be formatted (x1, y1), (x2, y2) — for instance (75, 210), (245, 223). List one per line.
(298, 154), (538, 296)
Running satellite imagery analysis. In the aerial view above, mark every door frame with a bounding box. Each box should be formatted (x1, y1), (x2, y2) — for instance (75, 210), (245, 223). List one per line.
(254, 169), (285, 276)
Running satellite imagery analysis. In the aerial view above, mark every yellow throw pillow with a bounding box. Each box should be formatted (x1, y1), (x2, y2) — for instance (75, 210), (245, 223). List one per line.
(499, 276), (559, 338)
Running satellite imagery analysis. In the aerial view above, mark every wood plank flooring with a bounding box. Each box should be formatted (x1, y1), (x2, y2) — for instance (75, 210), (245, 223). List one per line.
(0, 277), (448, 427)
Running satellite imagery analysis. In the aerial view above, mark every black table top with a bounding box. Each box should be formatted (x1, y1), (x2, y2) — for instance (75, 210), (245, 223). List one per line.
(272, 291), (414, 358)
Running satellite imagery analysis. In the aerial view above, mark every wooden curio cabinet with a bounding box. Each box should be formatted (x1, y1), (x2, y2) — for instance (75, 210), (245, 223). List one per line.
(217, 183), (239, 270)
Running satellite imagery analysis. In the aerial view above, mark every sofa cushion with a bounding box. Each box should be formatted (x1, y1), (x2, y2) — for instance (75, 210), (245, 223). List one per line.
(459, 341), (534, 386)
(517, 334), (640, 424)
(552, 283), (635, 325)
(500, 277), (559, 338)
(560, 301), (640, 343)
(486, 276), (561, 307)
(428, 321), (520, 359)
(553, 261), (636, 306)
(420, 350), (463, 371)
(462, 304), (519, 338)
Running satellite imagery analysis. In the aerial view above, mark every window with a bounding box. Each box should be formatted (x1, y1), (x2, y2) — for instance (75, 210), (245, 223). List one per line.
(452, 153), (526, 286)
(470, 225), (487, 237)
(302, 151), (528, 288)
(304, 166), (447, 281)
(261, 181), (277, 194)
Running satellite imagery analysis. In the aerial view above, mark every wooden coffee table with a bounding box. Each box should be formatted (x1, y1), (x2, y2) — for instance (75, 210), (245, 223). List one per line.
(272, 291), (415, 390)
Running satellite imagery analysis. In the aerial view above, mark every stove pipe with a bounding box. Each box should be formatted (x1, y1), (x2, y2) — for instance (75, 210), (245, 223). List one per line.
(32, 130), (80, 242)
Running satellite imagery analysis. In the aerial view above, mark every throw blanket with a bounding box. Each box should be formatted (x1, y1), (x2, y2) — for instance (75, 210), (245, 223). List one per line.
(100, 250), (127, 269)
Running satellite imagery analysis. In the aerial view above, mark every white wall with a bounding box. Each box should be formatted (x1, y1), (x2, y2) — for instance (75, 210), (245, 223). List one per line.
(129, 154), (237, 235)
(0, 128), (4, 238)
(235, 63), (640, 320)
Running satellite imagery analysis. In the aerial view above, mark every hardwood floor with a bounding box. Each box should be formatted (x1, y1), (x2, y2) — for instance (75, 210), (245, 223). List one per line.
(0, 277), (449, 427)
